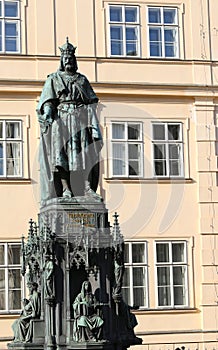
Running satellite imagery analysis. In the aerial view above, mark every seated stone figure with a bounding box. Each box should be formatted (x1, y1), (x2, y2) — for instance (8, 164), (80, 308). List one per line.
(12, 282), (41, 343)
(72, 281), (104, 342)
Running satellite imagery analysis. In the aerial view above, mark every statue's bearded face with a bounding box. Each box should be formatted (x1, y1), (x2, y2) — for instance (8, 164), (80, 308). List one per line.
(63, 52), (75, 73)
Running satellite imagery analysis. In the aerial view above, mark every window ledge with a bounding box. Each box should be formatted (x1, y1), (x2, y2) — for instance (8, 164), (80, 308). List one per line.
(134, 307), (199, 315)
(104, 177), (194, 184)
(0, 178), (31, 184)
(0, 312), (21, 318)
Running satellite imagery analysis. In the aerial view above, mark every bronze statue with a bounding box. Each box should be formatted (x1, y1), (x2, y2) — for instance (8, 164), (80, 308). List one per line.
(37, 38), (103, 202)
(12, 282), (41, 343)
(72, 281), (104, 342)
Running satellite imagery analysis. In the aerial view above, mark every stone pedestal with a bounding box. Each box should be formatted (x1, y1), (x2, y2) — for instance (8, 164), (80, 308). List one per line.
(8, 197), (142, 350)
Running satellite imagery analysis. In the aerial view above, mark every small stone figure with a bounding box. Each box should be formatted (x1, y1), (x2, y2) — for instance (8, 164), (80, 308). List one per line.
(37, 38), (103, 201)
(113, 244), (125, 301)
(72, 281), (104, 342)
(12, 282), (41, 343)
(43, 254), (54, 298)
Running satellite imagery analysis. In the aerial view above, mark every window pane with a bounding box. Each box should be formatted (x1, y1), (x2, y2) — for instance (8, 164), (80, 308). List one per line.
(132, 243), (145, 263)
(0, 245), (4, 265)
(153, 124), (165, 140)
(5, 21), (16, 35)
(133, 267), (145, 286)
(154, 144), (165, 159)
(0, 290), (5, 310)
(172, 243), (185, 262)
(128, 144), (139, 160)
(6, 142), (21, 176)
(0, 269), (5, 288)
(154, 160), (166, 176)
(112, 123), (125, 139)
(158, 286), (171, 306)
(164, 8), (177, 24)
(128, 124), (140, 140)
(123, 267), (130, 287)
(164, 29), (177, 57)
(0, 121), (3, 138)
(8, 244), (21, 264)
(169, 144), (180, 159)
(125, 7), (137, 22)
(157, 266), (170, 285)
(5, 22), (18, 52)
(126, 27), (138, 56)
(8, 269), (21, 288)
(124, 244), (129, 263)
(122, 287), (130, 305)
(148, 8), (161, 23)
(0, 2), (2, 16)
(110, 26), (122, 40)
(5, 1), (18, 17)
(149, 27), (162, 56)
(170, 160), (180, 175)
(129, 160), (139, 176)
(174, 286), (185, 305)
(110, 26), (123, 55)
(168, 124), (180, 140)
(133, 287), (145, 306)
(110, 7), (122, 22)
(112, 143), (126, 175)
(9, 289), (21, 310)
(156, 243), (169, 262)
(6, 122), (20, 138)
(173, 266), (185, 285)
(0, 142), (3, 175)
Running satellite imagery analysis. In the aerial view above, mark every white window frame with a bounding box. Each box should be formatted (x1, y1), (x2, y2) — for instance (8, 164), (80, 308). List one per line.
(0, 0), (21, 53)
(152, 122), (184, 177)
(0, 242), (24, 313)
(111, 121), (144, 178)
(155, 240), (189, 308)
(0, 119), (23, 178)
(147, 6), (179, 59)
(108, 4), (140, 57)
(123, 241), (148, 308)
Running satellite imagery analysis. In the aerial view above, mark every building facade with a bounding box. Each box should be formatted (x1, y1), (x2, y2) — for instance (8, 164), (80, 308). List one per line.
(0, 0), (218, 349)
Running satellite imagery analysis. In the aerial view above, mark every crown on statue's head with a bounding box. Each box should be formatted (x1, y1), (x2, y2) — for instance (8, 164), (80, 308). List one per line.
(59, 37), (76, 55)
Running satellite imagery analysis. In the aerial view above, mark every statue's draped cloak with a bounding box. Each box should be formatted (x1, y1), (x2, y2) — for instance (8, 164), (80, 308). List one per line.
(12, 291), (41, 342)
(37, 71), (103, 201)
(72, 282), (104, 342)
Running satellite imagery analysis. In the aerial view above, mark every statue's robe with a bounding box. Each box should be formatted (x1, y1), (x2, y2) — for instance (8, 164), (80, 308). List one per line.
(37, 71), (103, 201)
(12, 291), (41, 343)
(72, 282), (104, 342)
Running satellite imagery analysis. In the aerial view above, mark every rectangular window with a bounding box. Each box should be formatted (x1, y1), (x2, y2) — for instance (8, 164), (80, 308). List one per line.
(109, 5), (140, 57)
(155, 241), (188, 307)
(0, 0), (20, 53)
(0, 242), (22, 312)
(123, 242), (148, 308)
(0, 120), (23, 177)
(148, 7), (179, 58)
(152, 122), (184, 177)
(111, 122), (143, 177)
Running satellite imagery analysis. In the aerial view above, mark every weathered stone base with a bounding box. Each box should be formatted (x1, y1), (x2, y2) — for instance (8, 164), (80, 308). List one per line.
(8, 342), (44, 350)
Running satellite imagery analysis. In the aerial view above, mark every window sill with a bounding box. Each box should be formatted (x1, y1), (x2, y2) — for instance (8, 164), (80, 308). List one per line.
(104, 177), (194, 184)
(0, 312), (21, 318)
(0, 178), (31, 184)
(134, 307), (199, 315)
